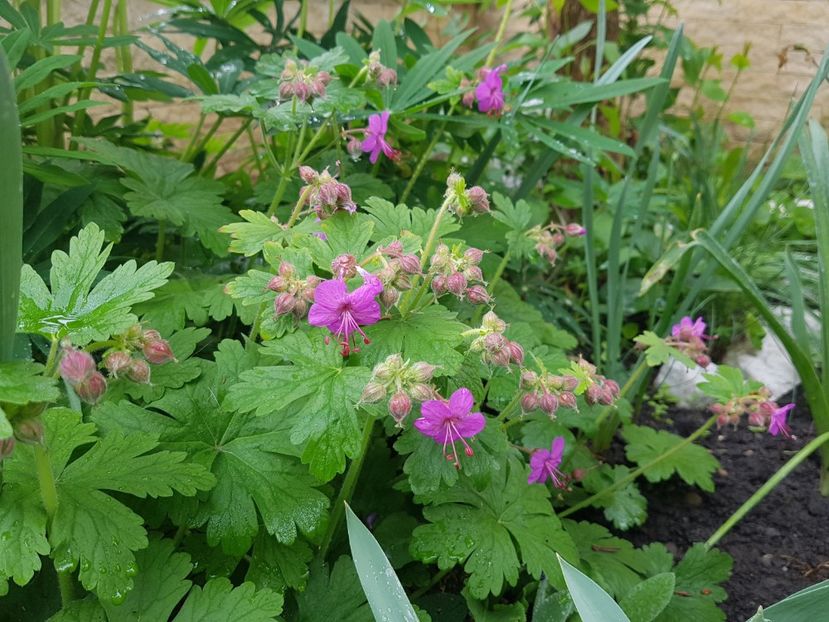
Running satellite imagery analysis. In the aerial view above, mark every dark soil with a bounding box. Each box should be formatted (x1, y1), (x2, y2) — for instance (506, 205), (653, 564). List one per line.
(626, 393), (829, 621)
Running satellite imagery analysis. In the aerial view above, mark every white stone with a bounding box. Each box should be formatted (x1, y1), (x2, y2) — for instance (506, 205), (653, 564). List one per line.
(655, 359), (718, 409)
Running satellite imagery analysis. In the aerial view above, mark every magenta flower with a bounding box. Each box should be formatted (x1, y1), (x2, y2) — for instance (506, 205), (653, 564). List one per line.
(475, 65), (507, 114)
(769, 403), (794, 438)
(528, 436), (567, 487)
(361, 111), (398, 164)
(308, 268), (383, 356)
(414, 388), (486, 468)
(672, 316), (707, 339)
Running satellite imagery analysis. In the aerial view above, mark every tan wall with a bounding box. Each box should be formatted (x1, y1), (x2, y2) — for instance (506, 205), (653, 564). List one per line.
(661, 0), (829, 143)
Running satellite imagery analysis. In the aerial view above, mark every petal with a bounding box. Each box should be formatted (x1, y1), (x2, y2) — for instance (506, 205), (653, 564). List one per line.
(380, 138), (397, 159)
(377, 110), (390, 133)
(448, 388), (474, 416)
(413, 416), (442, 441)
(550, 436), (566, 461)
(369, 145), (381, 164)
(527, 466), (546, 484)
(312, 279), (348, 306)
(308, 303), (341, 329)
(361, 134), (378, 153)
(454, 411), (485, 438)
(420, 399), (451, 422)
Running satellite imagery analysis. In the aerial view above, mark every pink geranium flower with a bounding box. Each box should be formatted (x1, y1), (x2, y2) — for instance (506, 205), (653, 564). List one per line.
(475, 65), (507, 114)
(308, 268), (383, 356)
(414, 388), (486, 468)
(528, 436), (567, 487)
(672, 316), (707, 340)
(768, 403), (794, 438)
(361, 111), (398, 164)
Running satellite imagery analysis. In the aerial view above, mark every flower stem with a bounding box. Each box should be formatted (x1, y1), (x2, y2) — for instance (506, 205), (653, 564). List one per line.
(560, 414), (718, 518)
(485, 0), (514, 68)
(472, 247), (512, 325)
(155, 221), (166, 262)
(400, 106), (454, 204)
(591, 360), (649, 452)
(319, 415), (376, 560)
(34, 444), (75, 605)
(204, 118), (252, 174)
(497, 391), (523, 423)
(705, 430), (829, 549)
(44, 337), (60, 376)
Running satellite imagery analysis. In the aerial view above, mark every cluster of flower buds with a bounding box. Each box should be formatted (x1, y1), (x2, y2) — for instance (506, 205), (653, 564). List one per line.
(59, 344), (108, 404)
(429, 243), (489, 303)
(375, 242), (421, 307)
(366, 50), (397, 87)
(527, 222), (586, 266)
(465, 312), (524, 369)
(267, 261), (321, 320)
(444, 172), (490, 217)
(101, 325), (176, 387)
(710, 386), (794, 438)
(519, 370), (579, 418)
(668, 316), (712, 367)
(359, 354), (439, 426)
(279, 59), (331, 103)
(299, 165), (357, 219)
(574, 357), (621, 406)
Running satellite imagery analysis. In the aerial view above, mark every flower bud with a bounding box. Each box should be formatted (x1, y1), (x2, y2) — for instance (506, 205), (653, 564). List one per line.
(466, 285), (491, 305)
(410, 362), (437, 382)
(446, 272), (467, 296)
(397, 254), (421, 275)
(0, 437), (14, 460)
(604, 379), (620, 399)
(539, 392), (559, 416)
(14, 418), (43, 445)
(278, 261), (296, 278)
(431, 274), (447, 295)
(331, 254), (357, 279)
(558, 391), (577, 410)
(464, 247), (484, 264)
(507, 341), (524, 365)
(377, 67), (398, 87)
(127, 359), (151, 384)
(389, 391), (412, 424)
(585, 384), (603, 405)
(267, 275), (288, 292)
(75, 371), (107, 405)
(695, 354), (712, 368)
(409, 383), (437, 402)
(572, 468), (587, 481)
(142, 329), (162, 343)
(521, 392), (539, 412)
(347, 136), (363, 159)
(463, 266), (483, 282)
(143, 339), (176, 365)
(481, 311), (506, 333)
(747, 410), (765, 427)
(59, 348), (95, 386)
(299, 165), (318, 184)
(374, 354), (403, 380)
(274, 292), (297, 316)
(125, 324), (144, 343)
(380, 287), (400, 307)
(360, 382), (386, 403)
(597, 386), (615, 406)
(466, 186), (490, 214)
(520, 370), (538, 388)
(564, 223), (586, 236)
(292, 298), (309, 319)
(562, 375), (579, 391)
(104, 351), (132, 377)
(380, 240), (404, 257)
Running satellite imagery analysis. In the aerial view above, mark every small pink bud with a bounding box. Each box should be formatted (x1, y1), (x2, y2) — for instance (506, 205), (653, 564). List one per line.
(75, 371), (107, 405)
(562, 375), (579, 391)
(127, 359), (151, 384)
(572, 468), (587, 481)
(59, 348), (96, 386)
(278, 261), (296, 278)
(520, 371), (538, 388)
(143, 339), (176, 365)
(466, 285), (491, 305)
(748, 410), (765, 427)
(389, 391), (412, 424)
(274, 292), (297, 316)
(585, 384), (603, 405)
(409, 383), (437, 402)
(521, 392), (539, 412)
(103, 351), (132, 377)
(347, 136), (362, 159)
(299, 165), (318, 184)
(597, 386), (615, 406)
(539, 392), (559, 416)
(507, 341), (524, 365)
(431, 274), (447, 295)
(397, 254), (421, 275)
(466, 186), (490, 214)
(695, 354), (712, 367)
(0, 437), (14, 460)
(564, 223), (586, 236)
(292, 298), (309, 319)
(331, 254), (357, 279)
(142, 329), (162, 343)
(446, 272), (467, 296)
(377, 67), (398, 87)
(380, 241), (404, 257)
(380, 287), (400, 307)
(267, 275), (288, 292)
(481, 311), (506, 333)
(604, 379), (620, 398)
(360, 382), (386, 403)
(410, 362), (437, 382)
(14, 419), (43, 445)
(463, 266), (483, 282)
(558, 392), (577, 410)
(464, 247), (484, 264)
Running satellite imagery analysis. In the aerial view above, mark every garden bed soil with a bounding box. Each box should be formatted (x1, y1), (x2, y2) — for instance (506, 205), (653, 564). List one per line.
(626, 395), (829, 621)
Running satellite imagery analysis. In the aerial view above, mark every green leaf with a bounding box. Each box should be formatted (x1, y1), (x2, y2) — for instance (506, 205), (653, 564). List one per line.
(558, 553), (631, 622)
(581, 465), (647, 531)
(301, 212), (375, 270)
(295, 557), (371, 622)
(0, 361), (59, 405)
(490, 193), (532, 232)
(759, 578), (829, 621)
(221, 210), (320, 256)
(359, 305), (466, 376)
(697, 365), (763, 404)
(226, 330), (372, 481)
(563, 521), (645, 598)
(633, 331), (696, 369)
(362, 197), (460, 242)
(619, 573), (675, 622)
(655, 544), (731, 622)
(466, 591), (527, 621)
(133, 276), (235, 335)
(0, 484), (49, 587)
(411, 458), (578, 598)
(622, 425), (719, 492)
(173, 578), (283, 621)
(393, 30), (471, 111)
(246, 533), (313, 592)
(17, 223), (173, 344)
(346, 503), (418, 622)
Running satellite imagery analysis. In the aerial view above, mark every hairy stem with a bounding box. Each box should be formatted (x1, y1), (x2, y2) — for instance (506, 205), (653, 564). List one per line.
(319, 416), (376, 559)
(560, 414), (718, 518)
(706, 430), (829, 549)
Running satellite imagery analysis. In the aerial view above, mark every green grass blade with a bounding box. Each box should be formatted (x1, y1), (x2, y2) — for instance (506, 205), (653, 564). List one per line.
(756, 579), (829, 621)
(800, 119), (829, 387)
(558, 554), (631, 622)
(0, 48), (22, 362)
(784, 248), (810, 356)
(345, 503), (418, 622)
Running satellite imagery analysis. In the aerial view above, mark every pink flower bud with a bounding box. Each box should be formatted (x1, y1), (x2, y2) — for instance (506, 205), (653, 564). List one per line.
(585, 384), (603, 405)
(507, 341), (524, 365)
(695, 354), (712, 368)
(604, 379), (620, 398)
(380, 241), (404, 257)
(377, 67), (398, 87)
(267, 275), (288, 292)
(347, 136), (363, 159)
(483, 332), (508, 353)
(360, 382), (386, 403)
(0, 437), (14, 460)
(331, 254), (357, 279)
(464, 247), (484, 264)
(462, 87), (476, 108)
(463, 265), (483, 282)
(104, 351), (132, 377)
(14, 418), (43, 445)
(466, 186), (490, 214)
(597, 386), (615, 406)
(564, 223), (586, 236)
(127, 359), (152, 384)
(59, 348), (96, 386)
(142, 329), (162, 343)
(562, 375), (579, 391)
(521, 392), (539, 412)
(409, 383), (437, 402)
(380, 287), (400, 307)
(520, 371), (538, 387)
(748, 410), (765, 427)
(482, 311), (506, 333)
(143, 339), (176, 365)
(572, 468), (587, 481)
(75, 371), (107, 405)
(292, 298), (309, 319)
(397, 254), (421, 275)
(446, 272), (467, 296)
(274, 292), (297, 316)
(389, 391), (413, 424)
(410, 362), (437, 382)
(466, 285), (490, 305)
(278, 261), (296, 278)
(431, 274), (447, 295)
(299, 165), (318, 184)
(558, 391), (577, 410)
(539, 392), (559, 416)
